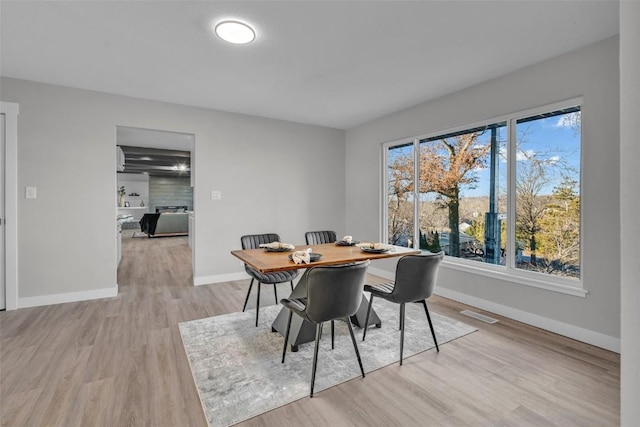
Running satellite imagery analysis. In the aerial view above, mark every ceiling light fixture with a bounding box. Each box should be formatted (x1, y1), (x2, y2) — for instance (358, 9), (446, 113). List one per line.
(215, 21), (255, 44)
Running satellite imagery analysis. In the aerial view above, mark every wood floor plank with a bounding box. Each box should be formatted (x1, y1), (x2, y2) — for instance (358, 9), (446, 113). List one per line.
(0, 233), (620, 426)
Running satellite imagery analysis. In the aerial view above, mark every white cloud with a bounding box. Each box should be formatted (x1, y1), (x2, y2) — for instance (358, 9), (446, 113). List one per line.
(499, 147), (507, 163)
(547, 155), (560, 165)
(555, 112), (580, 128)
(516, 149), (536, 161)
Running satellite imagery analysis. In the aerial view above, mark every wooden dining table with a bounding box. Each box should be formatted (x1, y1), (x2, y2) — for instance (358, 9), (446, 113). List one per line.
(231, 242), (420, 351)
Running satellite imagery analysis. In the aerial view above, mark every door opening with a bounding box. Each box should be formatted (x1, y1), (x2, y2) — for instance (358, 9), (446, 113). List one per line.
(115, 126), (196, 288)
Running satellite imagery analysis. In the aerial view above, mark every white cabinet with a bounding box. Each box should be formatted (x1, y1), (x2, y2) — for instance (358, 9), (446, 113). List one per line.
(117, 223), (122, 265)
(188, 211), (194, 249)
(117, 206), (148, 221)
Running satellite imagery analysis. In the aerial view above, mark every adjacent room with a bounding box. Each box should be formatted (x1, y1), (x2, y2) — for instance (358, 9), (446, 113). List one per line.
(1, 1), (638, 427)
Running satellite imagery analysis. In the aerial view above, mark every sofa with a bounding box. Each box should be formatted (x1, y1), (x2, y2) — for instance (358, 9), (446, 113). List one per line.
(139, 212), (189, 237)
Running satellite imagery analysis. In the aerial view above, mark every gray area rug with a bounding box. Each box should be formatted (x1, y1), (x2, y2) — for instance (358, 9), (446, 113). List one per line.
(179, 298), (476, 427)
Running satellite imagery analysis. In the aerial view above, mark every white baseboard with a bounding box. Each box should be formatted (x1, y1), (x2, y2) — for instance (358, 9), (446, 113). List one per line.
(435, 287), (620, 353)
(18, 286), (118, 309)
(368, 267), (395, 281)
(367, 267), (620, 353)
(194, 272), (250, 286)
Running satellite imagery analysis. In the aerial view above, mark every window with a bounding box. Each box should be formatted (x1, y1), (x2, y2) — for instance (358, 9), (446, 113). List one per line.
(384, 101), (581, 288)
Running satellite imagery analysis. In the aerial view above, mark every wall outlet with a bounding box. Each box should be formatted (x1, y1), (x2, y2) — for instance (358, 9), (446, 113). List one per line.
(211, 190), (221, 200)
(25, 186), (37, 199)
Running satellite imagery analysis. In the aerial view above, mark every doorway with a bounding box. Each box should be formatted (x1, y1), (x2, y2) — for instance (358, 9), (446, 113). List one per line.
(115, 126), (196, 287)
(0, 101), (18, 310)
(1, 113), (5, 309)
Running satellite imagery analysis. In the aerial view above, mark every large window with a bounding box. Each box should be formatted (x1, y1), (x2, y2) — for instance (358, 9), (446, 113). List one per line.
(384, 101), (581, 287)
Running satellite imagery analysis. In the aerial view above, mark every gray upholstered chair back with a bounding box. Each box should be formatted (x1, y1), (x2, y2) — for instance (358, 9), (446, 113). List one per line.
(305, 230), (337, 245)
(303, 261), (369, 323)
(241, 233), (281, 250)
(390, 252), (444, 304)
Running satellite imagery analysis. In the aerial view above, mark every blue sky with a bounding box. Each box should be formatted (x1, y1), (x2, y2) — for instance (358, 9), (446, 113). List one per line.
(461, 112), (581, 198)
(389, 111), (581, 200)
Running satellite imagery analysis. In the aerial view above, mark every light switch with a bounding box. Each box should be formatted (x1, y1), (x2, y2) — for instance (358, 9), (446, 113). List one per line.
(211, 190), (221, 200)
(26, 186), (37, 199)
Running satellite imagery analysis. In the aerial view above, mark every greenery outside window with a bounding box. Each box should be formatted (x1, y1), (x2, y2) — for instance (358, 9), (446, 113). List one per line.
(384, 99), (582, 290)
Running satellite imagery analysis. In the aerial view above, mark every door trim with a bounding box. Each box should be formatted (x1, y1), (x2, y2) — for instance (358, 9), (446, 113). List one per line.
(1, 101), (18, 310)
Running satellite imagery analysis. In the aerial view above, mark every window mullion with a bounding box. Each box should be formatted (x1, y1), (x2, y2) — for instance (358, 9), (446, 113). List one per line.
(507, 118), (517, 270)
(413, 138), (420, 250)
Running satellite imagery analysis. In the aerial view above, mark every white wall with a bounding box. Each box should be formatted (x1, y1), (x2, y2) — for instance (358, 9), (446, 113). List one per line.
(620, 2), (640, 425)
(0, 78), (346, 301)
(345, 37), (621, 349)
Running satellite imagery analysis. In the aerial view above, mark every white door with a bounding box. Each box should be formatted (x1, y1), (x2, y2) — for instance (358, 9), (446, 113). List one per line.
(0, 114), (5, 310)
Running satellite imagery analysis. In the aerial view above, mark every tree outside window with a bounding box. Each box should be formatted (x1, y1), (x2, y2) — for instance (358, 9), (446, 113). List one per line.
(384, 104), (581, 281)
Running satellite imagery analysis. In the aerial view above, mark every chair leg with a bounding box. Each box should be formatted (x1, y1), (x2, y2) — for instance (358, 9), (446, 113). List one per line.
(242, 279), (254, 312)
(255, 282), (261, 327)
(400, 303), (406, 365)
(273, 284), (278, 305)
(310, 323), (322, 398)
(331, 320), (335, 349)
(290, 281), (294, 291)
(282, 310), (293, 363)
(362, 294), (374, 341)
(346, 317), (365, 378)
(422, 300), (439, 352)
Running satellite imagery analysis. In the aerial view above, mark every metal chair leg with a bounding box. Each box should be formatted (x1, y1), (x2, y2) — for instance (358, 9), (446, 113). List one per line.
(422, 300), (439, 352)
(346, 317), (365, 378)
(242, 279), (254, 312)
(290, 281), (294, 291)
(255, 282), (261, 327)
(310, 323), (322, 398)
(331, 320), (335, 349)
(282, 310), (293, 363)
(362, 294), (374, 341)
(273, 284), (278, 305)
(400, 303), (406, 365)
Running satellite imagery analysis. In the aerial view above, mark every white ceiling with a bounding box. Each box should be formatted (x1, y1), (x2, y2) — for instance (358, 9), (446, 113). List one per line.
(0, 1), (619, 130)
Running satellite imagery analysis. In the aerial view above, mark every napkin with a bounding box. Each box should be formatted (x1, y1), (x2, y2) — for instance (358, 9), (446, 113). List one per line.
(358, 242), (390, 250)
(341, 235), (353, 243)
(259, 241), (295, 250)
(291, 248), (312, 264)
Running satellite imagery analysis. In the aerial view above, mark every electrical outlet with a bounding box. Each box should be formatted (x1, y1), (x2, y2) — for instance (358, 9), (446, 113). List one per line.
(211, 190), (221, 200)
(25, 186), (37, 199)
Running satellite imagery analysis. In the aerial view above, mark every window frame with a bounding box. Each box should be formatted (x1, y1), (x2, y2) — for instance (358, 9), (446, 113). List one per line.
(381, 97), (587, 297)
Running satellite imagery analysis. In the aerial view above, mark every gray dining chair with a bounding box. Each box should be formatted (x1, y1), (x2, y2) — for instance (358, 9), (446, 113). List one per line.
(241, 233), (299, 327)
(362, 252), (444, 365)
(280, 260), (370, 398)
(304, 230), (337, 245)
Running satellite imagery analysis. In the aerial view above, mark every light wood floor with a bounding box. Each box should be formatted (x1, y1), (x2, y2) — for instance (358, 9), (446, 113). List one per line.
(0, 234), (620, 426)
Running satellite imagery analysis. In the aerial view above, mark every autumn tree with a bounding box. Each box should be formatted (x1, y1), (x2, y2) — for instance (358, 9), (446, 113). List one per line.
(515, 151), (550, 266)
(418, 133), (490, 257)
(387, 148), (414, 245)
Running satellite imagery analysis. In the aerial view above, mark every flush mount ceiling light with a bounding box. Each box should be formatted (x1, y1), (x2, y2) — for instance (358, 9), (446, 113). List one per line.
(214, 21), (255, 44)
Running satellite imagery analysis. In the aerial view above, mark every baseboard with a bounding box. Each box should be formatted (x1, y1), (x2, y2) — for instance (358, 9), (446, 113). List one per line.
(194, 272), (250, 286)
(367, 267), (620, 353)
(435, 287), (620, 353)
(18, 286), (118, 309)
(368, 267), (395, 281)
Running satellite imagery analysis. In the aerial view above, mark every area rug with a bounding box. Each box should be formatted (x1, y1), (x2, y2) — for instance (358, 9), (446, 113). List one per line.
(179, 299), (476, 427)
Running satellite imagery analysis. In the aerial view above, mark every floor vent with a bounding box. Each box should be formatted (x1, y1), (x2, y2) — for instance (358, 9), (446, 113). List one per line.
(460, 310), (499, 324)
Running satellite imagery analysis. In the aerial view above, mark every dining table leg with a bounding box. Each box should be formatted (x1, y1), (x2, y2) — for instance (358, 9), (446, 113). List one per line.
(350, 294), (382, 329)
(271, 293), (382, 350)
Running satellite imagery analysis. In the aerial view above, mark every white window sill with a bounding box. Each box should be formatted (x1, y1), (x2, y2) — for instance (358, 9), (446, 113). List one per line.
(441, 257), (588, 298)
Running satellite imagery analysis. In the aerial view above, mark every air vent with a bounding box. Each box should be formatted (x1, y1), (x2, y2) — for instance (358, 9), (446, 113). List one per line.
(460, 310), (499, 324)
